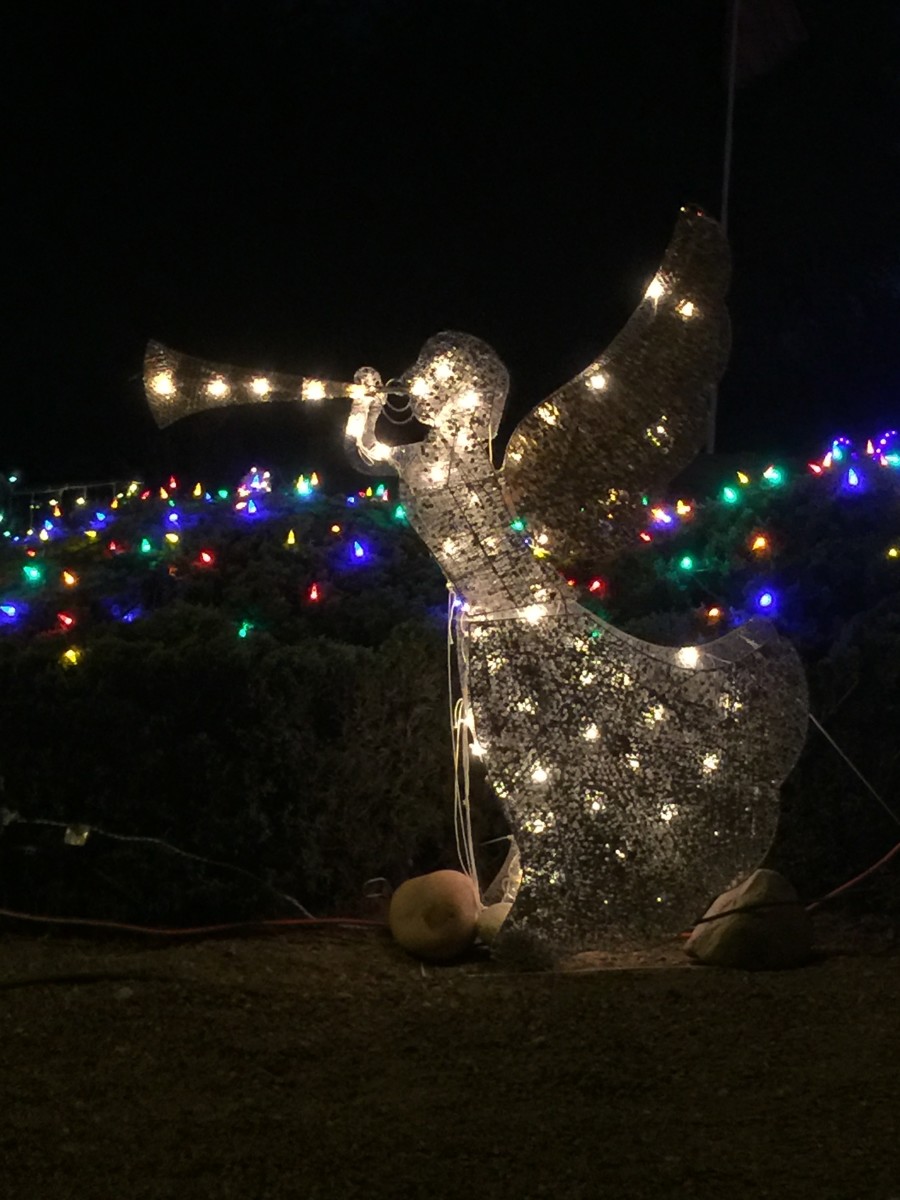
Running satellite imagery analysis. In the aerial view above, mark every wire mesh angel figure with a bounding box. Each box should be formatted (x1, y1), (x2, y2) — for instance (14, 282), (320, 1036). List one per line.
(144, 206), (808, 956)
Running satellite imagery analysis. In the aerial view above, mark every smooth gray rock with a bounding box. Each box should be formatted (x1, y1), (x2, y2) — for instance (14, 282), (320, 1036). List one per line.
(685, 868), (813, 969)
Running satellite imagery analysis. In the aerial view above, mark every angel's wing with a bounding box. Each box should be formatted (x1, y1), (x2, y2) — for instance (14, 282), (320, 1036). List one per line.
(501, 207), (730, 565)
(143, 340), (359, 429)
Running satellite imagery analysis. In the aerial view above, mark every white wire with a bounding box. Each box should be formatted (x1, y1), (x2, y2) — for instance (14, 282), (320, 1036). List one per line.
(447, 589), (479, 892)
(807, 712), (900, 829)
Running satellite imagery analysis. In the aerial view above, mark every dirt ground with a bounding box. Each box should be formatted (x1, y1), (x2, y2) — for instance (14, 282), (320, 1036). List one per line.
(1, 914), (898, 1200)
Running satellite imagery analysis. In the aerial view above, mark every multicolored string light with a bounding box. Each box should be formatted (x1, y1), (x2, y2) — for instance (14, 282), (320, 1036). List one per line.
(1, 434), (897, 661)
(0, 467), (402, 657)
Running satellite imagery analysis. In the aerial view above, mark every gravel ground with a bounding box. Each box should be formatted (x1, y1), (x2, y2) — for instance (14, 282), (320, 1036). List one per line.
(1, 919), (898, 1200)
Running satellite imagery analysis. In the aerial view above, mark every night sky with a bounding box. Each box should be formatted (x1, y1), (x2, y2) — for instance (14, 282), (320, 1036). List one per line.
(7, 1), (900, 490)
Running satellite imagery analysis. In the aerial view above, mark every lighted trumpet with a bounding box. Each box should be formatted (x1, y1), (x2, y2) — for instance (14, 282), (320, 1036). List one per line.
(143, 342), (408, 475)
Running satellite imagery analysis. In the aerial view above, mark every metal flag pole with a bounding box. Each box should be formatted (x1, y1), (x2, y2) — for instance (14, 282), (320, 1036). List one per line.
(707, 0), (741, 454)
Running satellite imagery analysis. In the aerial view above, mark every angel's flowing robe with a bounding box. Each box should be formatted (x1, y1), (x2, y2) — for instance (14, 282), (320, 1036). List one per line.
(392, 332), (807, 953)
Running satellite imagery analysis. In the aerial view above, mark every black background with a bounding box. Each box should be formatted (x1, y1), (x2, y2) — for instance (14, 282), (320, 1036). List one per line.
(6, 1), (899, 489)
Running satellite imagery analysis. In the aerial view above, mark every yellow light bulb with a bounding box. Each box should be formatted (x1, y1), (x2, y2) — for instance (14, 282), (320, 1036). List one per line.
(677, 646), (700, 669)
(645, 275), (665, 300)
(206, 378), (229, 398)
(345, 412), (366, 440)
(150, 371), (175, 396)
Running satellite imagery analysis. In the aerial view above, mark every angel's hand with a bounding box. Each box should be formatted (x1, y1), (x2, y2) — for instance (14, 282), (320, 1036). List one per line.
(342, 366), (397, 475)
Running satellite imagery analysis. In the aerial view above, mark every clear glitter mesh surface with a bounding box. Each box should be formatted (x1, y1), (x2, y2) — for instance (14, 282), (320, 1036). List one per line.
(384, 212), (807, 952)
(503, 207), (732, 567)
(142, 209), (808, 954)
(143, 340), (362, 429)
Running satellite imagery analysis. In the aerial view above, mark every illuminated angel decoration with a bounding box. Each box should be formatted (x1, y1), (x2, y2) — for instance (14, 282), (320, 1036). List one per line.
(144, 207), (808, 954)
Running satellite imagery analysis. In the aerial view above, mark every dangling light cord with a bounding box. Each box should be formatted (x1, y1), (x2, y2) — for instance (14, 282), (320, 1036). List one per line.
(447, 588), (479, 893)
(355, 441), (382, 469)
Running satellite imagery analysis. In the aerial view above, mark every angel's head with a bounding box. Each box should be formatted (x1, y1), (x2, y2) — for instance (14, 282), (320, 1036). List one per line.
(401, 332), (509, 442)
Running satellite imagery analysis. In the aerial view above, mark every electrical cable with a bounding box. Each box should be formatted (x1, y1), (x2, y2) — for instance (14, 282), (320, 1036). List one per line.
(804, 837), (900, 913)
(0, 907), (384, 936)
(0, 810), (315, 917)
(447, 588), (478, 890)
(807, 712), (900, 829)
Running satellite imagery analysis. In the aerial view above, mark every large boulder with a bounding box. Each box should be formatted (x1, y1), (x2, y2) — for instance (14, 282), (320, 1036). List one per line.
(684, 869), (813, 970)
(389, 869), (480, 961)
